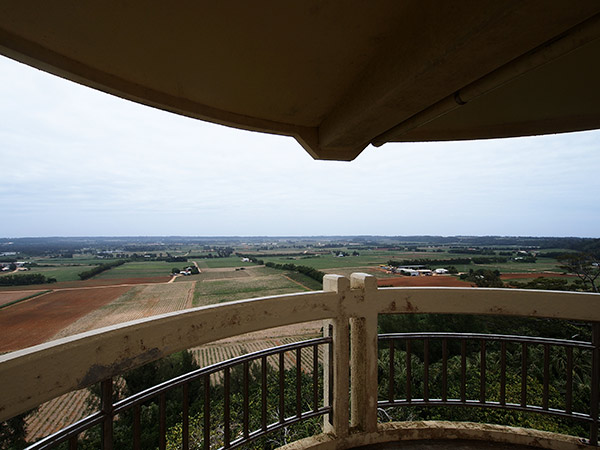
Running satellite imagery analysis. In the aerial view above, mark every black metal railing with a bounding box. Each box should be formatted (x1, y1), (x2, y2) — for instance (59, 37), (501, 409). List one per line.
(27, 337), (332, 450)
(378, 326), (600, 445)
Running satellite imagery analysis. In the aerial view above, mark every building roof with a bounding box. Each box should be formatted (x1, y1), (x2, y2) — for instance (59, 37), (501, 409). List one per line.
(1, 2), (599, 161)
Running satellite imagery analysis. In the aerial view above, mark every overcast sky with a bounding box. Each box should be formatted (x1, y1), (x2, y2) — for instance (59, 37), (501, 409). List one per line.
(1, 55), (599, 238)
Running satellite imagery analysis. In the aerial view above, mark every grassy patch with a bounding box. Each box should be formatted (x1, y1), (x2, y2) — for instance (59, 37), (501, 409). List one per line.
(192, 274), (304, 307)
(283, 272), (323, 290)
(193, 257), (256, 269)
(0, 265), (97, 282)
(93, 261), (178, 279)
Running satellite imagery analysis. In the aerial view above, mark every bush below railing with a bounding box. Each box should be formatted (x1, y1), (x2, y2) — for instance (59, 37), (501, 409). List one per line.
(378, 327), (600, 445)
(26, 338), (331, 450)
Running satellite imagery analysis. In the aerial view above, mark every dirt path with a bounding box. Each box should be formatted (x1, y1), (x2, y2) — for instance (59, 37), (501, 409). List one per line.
(282, 274), (311, 291)
(185, 281), (196, 308)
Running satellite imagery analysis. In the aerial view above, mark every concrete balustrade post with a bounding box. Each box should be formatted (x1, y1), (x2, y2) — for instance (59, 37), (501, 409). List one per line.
(322, 275), (350, 437)
(350, 273), (379, 433)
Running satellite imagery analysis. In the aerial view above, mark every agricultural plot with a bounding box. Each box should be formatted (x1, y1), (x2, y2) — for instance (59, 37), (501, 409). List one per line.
(194, 257), (256, 269)
(0, 289), (45, 307)
(53, 281), (196, 339)
(192, 335), (325, 384)
(0, 264), (97, 282)
(92, 261), (178, 279)
(175, 268), (251, 282)
(192, 272), (307, 307)
(26, 388), (90, 442)
(0, 286), (131, 353)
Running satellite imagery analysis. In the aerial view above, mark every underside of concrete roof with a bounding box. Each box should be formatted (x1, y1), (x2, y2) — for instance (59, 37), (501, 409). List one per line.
(1, 1), (599, 161)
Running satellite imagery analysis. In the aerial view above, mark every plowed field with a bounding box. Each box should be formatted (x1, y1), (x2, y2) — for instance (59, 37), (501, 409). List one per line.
(0, 276), (170, 291)
(0, 286), (131, 352)
(500, 272), (572, 279)
(52, 281), (196, 339)
(0, 290), (44, 307)
(377, 276), (474, 287)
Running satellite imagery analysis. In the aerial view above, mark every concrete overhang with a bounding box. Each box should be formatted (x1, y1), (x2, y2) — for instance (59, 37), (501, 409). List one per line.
(1, 2), (599, 161)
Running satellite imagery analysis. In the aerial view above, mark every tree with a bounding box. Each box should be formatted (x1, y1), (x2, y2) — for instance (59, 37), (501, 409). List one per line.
(558, 253), (600, 293)
(0, 409), (36, 450)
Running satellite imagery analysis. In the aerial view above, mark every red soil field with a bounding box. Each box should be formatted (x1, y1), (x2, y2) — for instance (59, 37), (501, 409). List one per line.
(0, 286), (131, 353)
(500, 273), (572, 279)
(0, 276), (169, 292)
(377, 276), (474, 287)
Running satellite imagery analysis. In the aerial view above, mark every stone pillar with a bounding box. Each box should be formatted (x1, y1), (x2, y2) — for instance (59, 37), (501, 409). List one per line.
(350, 273), (379, 432)
(322, 275), (350, 437)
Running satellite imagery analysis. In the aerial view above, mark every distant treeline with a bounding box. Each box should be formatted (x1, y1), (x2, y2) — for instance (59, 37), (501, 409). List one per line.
(0, 273), (56, 286)
(388, 257), (508, 267)
(448, 248), (497, 255)
(264, 262), (325, 284)
(235, 252), (315, 258)
(78, 260), (127, 280)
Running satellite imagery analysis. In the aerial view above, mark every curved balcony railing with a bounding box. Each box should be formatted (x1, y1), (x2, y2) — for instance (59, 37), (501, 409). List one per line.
(378, 332), (597, 431)
(0, 273), (598, 450)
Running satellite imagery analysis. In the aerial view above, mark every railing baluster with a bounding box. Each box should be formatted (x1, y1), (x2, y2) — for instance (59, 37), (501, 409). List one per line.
(543, 344), (550, 410)
(133, 404), (141, 450)
(243, 361), (249, 439)
(296, 347), (302, 418)
(480, 340), (486, 403)
(460, 339), (466, 403)
(328, 323), (334, 424)
(442, 338), (448, 402)
(261, 355), (267, 431)
(406, 340), (411, 402)
(566, 346), (573, 414)
(424, 338), (430, 402)
(100, 378), (113, 450)
(521, 342), (528, 407)
(590, 323), (600, 445)
(500, 341), (506, 406)
(388, 340), (395, 403)
(224, 367), (230, 448)
(313, 344), (319, 413)
(203, 374), (210, 450)
(279, 351), (285, 423)
(182, 383), (189, 450)
(159, 393), (166, 450)
(69, 436), (78, 450)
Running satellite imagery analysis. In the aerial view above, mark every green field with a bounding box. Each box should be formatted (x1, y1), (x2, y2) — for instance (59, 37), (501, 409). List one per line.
(195, 257), (256, 269)
(93, 261), (176, 279)
(192, 270), (309, 307)
(0, 265), (97, 282)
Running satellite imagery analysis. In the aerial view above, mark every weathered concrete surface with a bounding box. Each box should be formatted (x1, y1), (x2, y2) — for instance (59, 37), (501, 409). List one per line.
(278, 422), (592, 450)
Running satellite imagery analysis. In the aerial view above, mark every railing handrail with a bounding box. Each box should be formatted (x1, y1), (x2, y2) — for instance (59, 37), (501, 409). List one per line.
(27, 338), (333, 450)
(379, 332), (595, 348)
(113, 336), (331, 413)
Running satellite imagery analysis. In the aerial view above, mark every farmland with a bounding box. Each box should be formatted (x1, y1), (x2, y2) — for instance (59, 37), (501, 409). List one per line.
(0, 286), (131, 352)
(1, 235), (596, 444)
(93, 261), (178, 279)
(192, 267), (310, 307)
(52, 281), (196, 339)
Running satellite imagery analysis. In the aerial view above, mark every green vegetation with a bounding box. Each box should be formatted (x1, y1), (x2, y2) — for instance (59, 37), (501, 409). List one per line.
(92, 261), (176, 279)
(0, 273), (56, 286)
(78, 260), (127, 280)
(192, 273), (304, 306)
(74, 350), (322, 450)
(283, 271), (324, 290)
(378, 313), (592, 438)
(264, 262), (324, 285)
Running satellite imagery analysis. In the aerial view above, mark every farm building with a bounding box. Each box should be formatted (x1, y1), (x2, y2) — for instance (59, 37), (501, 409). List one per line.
(1, 3), (600, 450)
